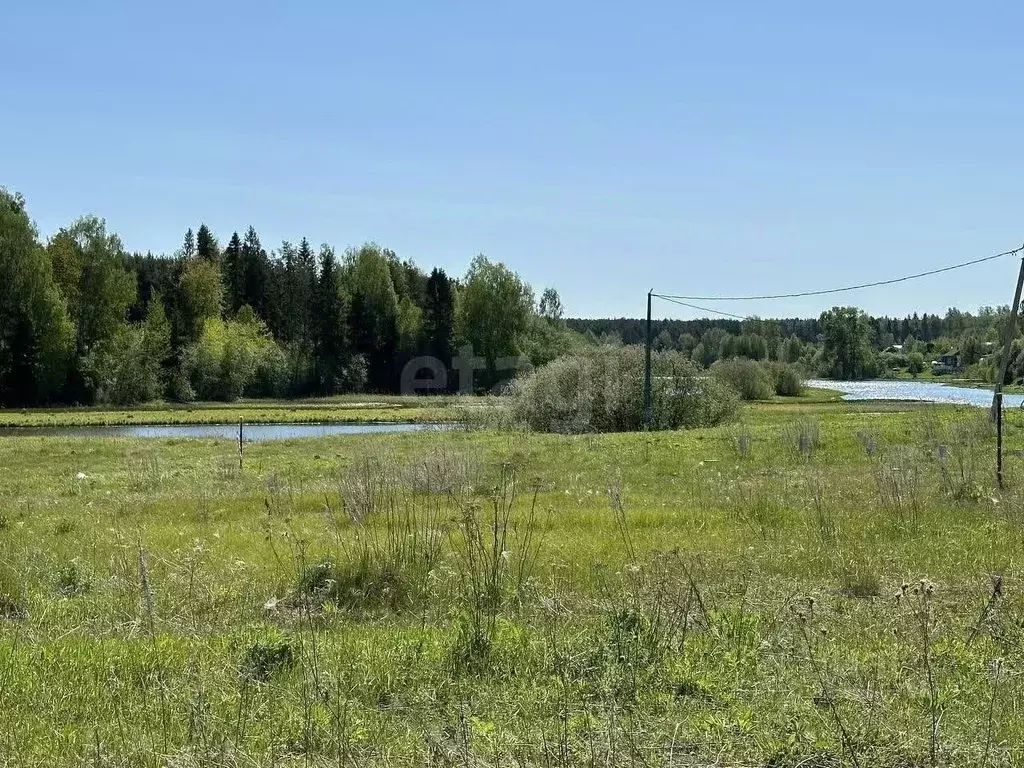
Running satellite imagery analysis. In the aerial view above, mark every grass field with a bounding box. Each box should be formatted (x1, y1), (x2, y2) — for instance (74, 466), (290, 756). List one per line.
(2, 396), (1024, 766)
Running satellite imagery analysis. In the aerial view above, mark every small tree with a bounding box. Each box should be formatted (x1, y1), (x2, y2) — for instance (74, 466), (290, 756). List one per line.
(907, 352), (925, 376)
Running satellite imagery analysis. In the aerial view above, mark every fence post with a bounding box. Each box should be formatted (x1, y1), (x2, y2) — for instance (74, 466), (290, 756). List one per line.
(238, 420), (244, 472)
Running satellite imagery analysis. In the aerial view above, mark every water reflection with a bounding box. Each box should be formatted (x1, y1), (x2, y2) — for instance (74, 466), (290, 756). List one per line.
(0, 422), (447, 442)
(808, 379), (1023, 408)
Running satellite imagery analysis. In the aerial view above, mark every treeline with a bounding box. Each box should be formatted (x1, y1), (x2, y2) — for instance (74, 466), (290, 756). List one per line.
(0, 188), (580, 406)
(569, 308), (1010, 352)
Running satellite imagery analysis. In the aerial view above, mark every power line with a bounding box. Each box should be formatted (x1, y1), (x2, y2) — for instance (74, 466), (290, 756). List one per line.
(652, 294), (748, 319)
(656, 244), (1024, 302)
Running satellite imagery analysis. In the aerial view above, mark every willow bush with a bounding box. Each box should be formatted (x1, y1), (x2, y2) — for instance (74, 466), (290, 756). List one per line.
(508, 345), (739, 433)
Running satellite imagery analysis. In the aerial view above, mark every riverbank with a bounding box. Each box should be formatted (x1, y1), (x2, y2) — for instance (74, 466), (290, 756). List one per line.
(0, 395), (475, 428)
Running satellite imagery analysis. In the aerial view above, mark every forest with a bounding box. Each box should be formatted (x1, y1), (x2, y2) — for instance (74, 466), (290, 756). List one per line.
(3, 184), (1023, 408)
(0, 188), (582, 406)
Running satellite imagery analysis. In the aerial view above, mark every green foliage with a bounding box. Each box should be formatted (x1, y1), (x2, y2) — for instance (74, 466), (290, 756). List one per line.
(819, 306), (878, 380)
(509, 344), (739, 432)
(54, 560), (91, 597)
(47, 217), (136, 358)
(241, 630), (296, 682)
(907, 351), (926, 376)
(82, 321), (166, 405)
(0, 189), (75, 405)
(765, 361), (806, 396)
(195, 224), (219, 263)
(779, 335), (804, 364)
(396, 295), (423, 353)
(520, 313), (586, 368)
(711, 358), (775, 401)
(456, 255), (534, 388)
(422, 268), (457, 370)
(179, 258), (223, 341)
(314, 245), (359, 394)
(538, 287), (563, 321)
(183, 311), (287, 401)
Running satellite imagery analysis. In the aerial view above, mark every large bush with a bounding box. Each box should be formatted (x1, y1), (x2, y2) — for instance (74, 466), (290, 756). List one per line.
(710, 358), (775, 401)
(181, 309), (288, 401)
(765, 361), (806, 396)
(508, 345), (739, 433)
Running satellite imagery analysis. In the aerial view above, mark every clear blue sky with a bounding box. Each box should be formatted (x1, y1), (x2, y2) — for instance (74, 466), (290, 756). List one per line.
(5, 1), (1024, 320)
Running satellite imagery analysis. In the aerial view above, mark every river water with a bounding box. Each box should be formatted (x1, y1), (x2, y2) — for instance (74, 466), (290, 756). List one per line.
(0, 422), (447, 442)
(808, 379), (1024, 408)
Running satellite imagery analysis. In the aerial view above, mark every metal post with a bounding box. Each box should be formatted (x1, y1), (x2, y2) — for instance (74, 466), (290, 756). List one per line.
(643, 290), (653, 429)
(996, 393), (1004, 488)
(238, 421), (244, 471)
(992, 257), (1024, 418)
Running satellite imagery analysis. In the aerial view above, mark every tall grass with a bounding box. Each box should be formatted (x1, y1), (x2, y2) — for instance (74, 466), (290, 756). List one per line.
(2, 401), (1024, 766)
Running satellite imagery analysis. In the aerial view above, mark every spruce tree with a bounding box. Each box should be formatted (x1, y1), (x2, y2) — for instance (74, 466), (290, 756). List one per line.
(223, 232), (245, 314)
(196, 224), (220, 263)
(423, 268), (456, 370)
(314, 245), (351, 393)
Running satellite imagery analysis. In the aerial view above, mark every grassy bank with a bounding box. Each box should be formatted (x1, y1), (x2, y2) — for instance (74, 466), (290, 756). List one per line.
(0, 395), (476, 427)
(1, 399), (1024, 765)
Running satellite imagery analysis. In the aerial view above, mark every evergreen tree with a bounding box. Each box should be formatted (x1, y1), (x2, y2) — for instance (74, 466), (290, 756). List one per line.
(314, 245), (352, 393)
(422, 268), (456, 371)
(279, 240), (299, 343)
(196, 224), (220, 263)
(223, 232), (245, 313)
(181, 228), (196, 260)
(241, 227), (268, 319)
(296, 237), (317, 341)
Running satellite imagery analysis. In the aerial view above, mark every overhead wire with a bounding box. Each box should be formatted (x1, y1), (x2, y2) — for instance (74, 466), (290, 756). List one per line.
(655, 243), (1024, 303)
(652, 294), (748, 319)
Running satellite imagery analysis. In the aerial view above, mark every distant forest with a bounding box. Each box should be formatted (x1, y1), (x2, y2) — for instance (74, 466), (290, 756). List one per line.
(569, 304), (1022, 383)
(567, 311), (1007, 349)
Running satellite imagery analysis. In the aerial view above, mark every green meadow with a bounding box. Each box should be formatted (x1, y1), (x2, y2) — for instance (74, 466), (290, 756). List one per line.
(1, 397), (1023, 766)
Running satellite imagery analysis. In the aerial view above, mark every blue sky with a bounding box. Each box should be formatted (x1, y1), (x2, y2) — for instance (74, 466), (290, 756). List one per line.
(5, 1), (1024, 320)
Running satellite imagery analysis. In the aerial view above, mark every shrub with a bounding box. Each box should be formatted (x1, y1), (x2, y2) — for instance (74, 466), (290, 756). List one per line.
(182, 310), (289, 401)
(82, 323), (165, 405)
(508, 345), (739, 433)
(907, 352), (925, 376)
(710, 358), (775, 401)
(54, 560), (91, 597)
(765, 361), (806, 396)
(241, 631), (296, 682)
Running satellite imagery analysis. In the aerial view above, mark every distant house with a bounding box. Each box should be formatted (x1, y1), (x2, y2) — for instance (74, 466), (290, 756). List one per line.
(884, 344), (904, 354)
(931, 354), (960, 375)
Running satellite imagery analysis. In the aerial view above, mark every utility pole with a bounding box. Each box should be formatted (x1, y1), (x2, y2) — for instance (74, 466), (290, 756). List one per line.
(996, 392), (1004, 489)
(643, 290), (653, 430)
(992, 256), (1024, 418)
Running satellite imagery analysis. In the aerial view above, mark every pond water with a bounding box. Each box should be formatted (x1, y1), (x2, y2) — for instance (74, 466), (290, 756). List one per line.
(808, 379), (1024, 408)
(0, 422), (447, 442)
